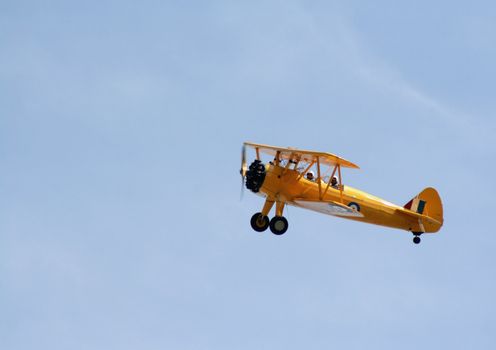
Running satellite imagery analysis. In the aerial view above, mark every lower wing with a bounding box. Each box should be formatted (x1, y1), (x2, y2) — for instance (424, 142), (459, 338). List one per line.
(291, 199), (364, 218)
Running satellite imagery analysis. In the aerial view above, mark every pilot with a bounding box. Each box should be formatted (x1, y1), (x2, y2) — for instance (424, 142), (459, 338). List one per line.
(331, 176), (338, 188)
(306, 171), (315, 181)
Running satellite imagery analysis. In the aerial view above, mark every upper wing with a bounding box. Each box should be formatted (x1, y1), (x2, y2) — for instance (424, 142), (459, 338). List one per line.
(292, 199), (364, 217)
(244, 142), (360, 169)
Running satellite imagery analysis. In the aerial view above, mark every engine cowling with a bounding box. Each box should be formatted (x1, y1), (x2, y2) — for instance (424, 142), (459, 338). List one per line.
(245, 160), (266, 193)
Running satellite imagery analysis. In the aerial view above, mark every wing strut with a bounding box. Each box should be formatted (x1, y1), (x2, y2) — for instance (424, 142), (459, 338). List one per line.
(322, 165), (338, 198)
(282, 152), (295, 176)
(296, 160), (316, 181)
(317, 157), (322, 199)
(338, 164), (343, 203)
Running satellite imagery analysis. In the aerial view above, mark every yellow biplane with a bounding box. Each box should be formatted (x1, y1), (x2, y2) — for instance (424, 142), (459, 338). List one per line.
(240, 142), (443, 244)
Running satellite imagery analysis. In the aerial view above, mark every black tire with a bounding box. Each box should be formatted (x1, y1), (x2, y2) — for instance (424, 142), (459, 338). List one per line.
(413, 236), (421, 244)
(269, 216), (288, 235)
(250, 212), (269, 232)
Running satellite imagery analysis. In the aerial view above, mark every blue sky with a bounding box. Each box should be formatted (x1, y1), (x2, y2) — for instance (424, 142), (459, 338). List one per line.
(1, 1), (495, 349)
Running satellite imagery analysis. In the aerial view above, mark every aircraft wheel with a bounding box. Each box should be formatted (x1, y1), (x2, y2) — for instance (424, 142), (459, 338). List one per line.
(269, 216), (288, 235)
(250, 212), (269, 232)
(413, 236), (421, 244)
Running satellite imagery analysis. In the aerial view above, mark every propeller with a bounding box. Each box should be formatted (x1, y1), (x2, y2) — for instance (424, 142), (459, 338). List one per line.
(240, 144), (247, 200)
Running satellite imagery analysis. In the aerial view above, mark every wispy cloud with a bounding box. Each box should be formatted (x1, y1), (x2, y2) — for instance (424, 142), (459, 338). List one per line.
(303, 10), (495, 151)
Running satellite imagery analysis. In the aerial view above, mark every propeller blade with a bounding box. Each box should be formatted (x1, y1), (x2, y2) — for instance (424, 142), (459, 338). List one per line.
(240, 175), (245, 200)
(240, 144), (247, 200)
(240, 144), (247, 177)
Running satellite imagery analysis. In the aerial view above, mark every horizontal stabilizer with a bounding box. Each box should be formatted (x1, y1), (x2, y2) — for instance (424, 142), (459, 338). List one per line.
(396, 208), (442, 226)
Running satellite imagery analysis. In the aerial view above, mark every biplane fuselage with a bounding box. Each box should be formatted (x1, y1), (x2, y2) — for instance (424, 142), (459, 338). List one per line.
(241, 142), (444, 243)
(261, 163), (439, 233)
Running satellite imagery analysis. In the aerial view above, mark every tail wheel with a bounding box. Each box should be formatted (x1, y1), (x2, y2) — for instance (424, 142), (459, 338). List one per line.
(250, 212), (269, 232)
(412, 232), (422, 244)
(269, 216), (288, 235)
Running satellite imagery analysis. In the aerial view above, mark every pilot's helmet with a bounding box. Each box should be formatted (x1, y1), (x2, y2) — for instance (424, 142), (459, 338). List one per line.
(307, 171), (315, 179)
(331, 176), (338, 184)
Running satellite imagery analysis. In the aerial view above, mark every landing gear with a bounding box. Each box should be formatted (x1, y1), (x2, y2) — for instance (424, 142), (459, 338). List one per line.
(270, 216), (288, 235)
(250, 199), (288, 235)
(250, 212), (269, 232)
(412, 232), (422, 244)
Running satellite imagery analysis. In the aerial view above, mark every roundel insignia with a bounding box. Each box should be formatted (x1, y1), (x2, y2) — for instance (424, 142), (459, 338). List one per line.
(348, 202), (360, 212)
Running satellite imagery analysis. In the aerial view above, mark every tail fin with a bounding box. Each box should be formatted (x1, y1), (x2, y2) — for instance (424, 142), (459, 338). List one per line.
(404, 187), (444, 232)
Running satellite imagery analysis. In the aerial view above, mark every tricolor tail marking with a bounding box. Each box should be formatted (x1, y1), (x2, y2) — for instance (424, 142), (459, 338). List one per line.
(404, 198), (426, 214)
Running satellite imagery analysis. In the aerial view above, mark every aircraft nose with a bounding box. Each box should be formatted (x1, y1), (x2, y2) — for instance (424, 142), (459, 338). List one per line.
(245, 160), (266, 193)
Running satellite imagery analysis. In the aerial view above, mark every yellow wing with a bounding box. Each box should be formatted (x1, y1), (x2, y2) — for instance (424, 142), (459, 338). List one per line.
(292, 199), (364, 217)
(243, 142), (360, 169)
